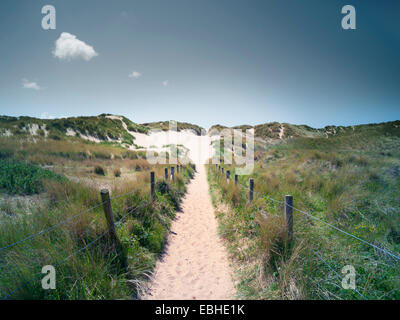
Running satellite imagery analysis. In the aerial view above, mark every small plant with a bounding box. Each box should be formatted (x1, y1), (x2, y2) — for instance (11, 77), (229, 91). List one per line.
(114, 168), (121, 177)
(94, 165), (106, 176)
(49, 132), (62, 140)
(128, 159), (150, 171)
(0, 200), (14, 216)
(0, 159), (64, 195)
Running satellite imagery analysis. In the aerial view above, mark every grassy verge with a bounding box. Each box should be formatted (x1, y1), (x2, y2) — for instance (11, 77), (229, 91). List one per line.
(208, 127), (400, 300)
(0, 143), (195, 299)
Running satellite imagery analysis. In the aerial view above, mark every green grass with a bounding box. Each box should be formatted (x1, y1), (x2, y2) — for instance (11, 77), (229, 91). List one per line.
(209, 121), (400, 300)
(0, 119), (194, 300)
(142, 121), (205, 136)
(0, 114), (150, 147)
(0, 135), (150, 167)
(0, 131), (194, 300)
(0, 159), (64, 195)
(0, 164), (194, 299)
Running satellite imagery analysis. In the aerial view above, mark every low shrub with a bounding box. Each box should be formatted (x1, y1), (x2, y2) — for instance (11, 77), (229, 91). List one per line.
(94, 165), (106, 176)
(0, 159), (64, 195)
(114, 168), (121, 177)
(128, 159), (150, 171)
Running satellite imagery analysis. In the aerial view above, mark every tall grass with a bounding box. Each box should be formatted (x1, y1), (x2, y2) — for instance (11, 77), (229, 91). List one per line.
(0, 134), (194, 299)
(208, 126), (400, 299)
(0, 164), (194, 299)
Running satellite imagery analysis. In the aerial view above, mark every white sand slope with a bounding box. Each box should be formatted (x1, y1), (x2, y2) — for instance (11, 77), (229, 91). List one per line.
(132, 129), (216, 165)
(140, 165), (235, 300)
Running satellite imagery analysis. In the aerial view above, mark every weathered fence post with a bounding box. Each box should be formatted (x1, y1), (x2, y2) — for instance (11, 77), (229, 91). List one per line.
(150, 171), (155, 201)
(248, 179), (254, 204)
(164, 167), (168, 180)
(235, 174), (238, 186)
(171, 166), (175, 181)
(226, 170), (230, 182)
(100, 189), (121, 246)
(284, 195), (293, 241)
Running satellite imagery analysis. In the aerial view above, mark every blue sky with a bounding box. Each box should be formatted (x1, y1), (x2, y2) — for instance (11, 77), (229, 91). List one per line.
(0, 0), (399, 129)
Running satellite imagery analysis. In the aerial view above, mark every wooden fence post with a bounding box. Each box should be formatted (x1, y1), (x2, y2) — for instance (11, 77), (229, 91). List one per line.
(226, 170), (230, 181)
(284, 195), (293, 241)
(248, 179), (254, 204)
(235, 174), (238, 186)
(150, 171), (155, 200)
(100, 189), (121, 246)
(165, 167), (168, 180)
(171, 166), (175, 181)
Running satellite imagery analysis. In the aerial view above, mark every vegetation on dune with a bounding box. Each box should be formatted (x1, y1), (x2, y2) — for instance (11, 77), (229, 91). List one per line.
(0, 162), (194, 299)
(208, 121), (400, 300)
(142, 121), (205, 136)
(208, 124), (253, 135)
(209, 120), (400, 142)
(0, 129), (195, 299)
(113, 168), (121, 177)
(94, 165), (106, 176)
(0, 136), (151, 166)
(0, 114), (149, 146)
(2, 114), (399, 300)
(0, 159), (64, 195)
(119, 116), (149, 134)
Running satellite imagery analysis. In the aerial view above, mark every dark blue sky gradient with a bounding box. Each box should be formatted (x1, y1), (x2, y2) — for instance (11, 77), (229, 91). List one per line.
(0, 0), (399, 129)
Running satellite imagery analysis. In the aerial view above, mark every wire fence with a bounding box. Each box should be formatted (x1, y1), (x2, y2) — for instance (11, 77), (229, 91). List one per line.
(293, 235), (368, 300)
(0, 165), (189, 300)
(0, 183), (149, 254)
(0, 201), (106, 253)
(213, 165), (400, 299)
(235, 180), (400, 262)
(1, 198), (151, 300)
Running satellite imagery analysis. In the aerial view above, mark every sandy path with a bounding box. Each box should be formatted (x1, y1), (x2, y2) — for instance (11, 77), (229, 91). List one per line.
(140, 165), (235, 300)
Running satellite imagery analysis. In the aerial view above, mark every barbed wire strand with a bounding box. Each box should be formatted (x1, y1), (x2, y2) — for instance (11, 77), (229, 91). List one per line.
(1, 228), (112, 300)
(109, 183), (149, 201)
(0, 184), (150, 253)
(0, 201), (106, 253)
(2, 197), (151, 300)
(287, 203), (400, 262)
(231, 175), (400, 262)
(215, 168), (391, 299)
(301, 240), (368, 300)
(237, 182), (283, 204)
(115, 201), (150, 225)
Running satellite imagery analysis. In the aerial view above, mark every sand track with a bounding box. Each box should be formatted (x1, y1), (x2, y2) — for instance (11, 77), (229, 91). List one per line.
(140, 165), (235, 300)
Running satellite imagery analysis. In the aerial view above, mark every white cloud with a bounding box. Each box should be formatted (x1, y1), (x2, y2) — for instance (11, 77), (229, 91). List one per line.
(162, 80), (168, 86)
(22, 79), (41, 90)
(128, 71), (142, 79)
(53, 32), (98, 61)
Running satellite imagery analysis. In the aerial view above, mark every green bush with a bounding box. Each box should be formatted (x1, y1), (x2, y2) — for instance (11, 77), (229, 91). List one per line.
(0, 159), (64, 195)
(147, 221), (165, 254)
(155, 181), (183, 210)
(94, 165), (106, 176)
